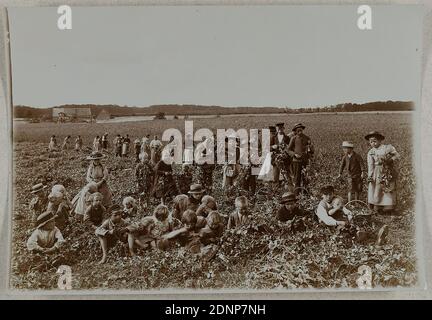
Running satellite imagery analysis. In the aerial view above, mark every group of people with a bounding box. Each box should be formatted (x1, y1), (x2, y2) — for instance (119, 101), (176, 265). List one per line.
(29, 123), (400, 265)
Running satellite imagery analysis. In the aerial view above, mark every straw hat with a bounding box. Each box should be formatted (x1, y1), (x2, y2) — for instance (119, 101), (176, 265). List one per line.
(86, 151), (104, 160)
(280, 192), (297, 204)
(188, 184), (205, 194)
(30, 183), (48, 194)
(341, 141), (354, 148)
(292, 123), (306, 131)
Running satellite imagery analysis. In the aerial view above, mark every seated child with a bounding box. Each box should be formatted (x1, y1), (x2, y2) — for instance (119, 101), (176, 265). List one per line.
(72, 181), (99, 220)
(51, 184), (72, 209)
(127, 204), (178, 255)
(196, 195), (218, 218)
(95, 204), (130, 264)
(276, 192), (307, 222)
(84, 192), (106, 227)
(47, 191), (70, 231)
(227, 196), (251, 229)
(122, 196), (138, 219)
(315, 185), (352, 227)
(27, 211), (65, 254)
(199, 210), (224, 245)
(171, 194), (189, 221)
(163, 209), (205, 253)
(29, 183), (49, 224)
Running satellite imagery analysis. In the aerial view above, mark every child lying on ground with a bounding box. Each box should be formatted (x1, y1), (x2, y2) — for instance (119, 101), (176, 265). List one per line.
(227, 196), (251, 229)
(95, 205), (130, 264)
(27, 211), (65, 254)
(84, 192), (106, 227)
(315, 185), (352, 227)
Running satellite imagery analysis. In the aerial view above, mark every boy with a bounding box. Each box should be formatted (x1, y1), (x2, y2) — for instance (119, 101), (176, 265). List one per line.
(276, 192), (307, 222)
(187, 184), (206, 212)
(315, 185), (351, 227)
(196, 195), (218, 218)
(199, 210), (224, 245)
(95, 204), (130, 264)
(84, 192), (106, 227)
(113, 134), (123, 157)
(122, 196), (138, 219)
(29, 183), (48, 223)
(227, 196), (251, 229)
(337, 141), (365, 202)
(27, 211), (65, 254)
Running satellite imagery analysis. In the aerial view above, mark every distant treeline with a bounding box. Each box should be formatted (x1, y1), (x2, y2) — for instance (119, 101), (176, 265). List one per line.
(13, 101), (414, 119)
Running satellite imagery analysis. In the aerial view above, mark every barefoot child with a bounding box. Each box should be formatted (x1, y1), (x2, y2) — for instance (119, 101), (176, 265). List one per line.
(95, 205), (130, 264)
(27, 211), (65, 254)
(337, 141), (365, 202)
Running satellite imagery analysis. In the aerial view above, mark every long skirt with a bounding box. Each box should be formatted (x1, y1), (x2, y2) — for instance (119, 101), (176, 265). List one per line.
(71, 189), (90, 216)
(368, 165), (397, 209)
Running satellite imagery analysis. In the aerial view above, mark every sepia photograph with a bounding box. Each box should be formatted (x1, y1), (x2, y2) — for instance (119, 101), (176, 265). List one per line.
(4, 4), (424, 291)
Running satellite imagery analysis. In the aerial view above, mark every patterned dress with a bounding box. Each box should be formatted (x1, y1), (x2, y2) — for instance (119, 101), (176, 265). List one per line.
(367, 144), (400, 208)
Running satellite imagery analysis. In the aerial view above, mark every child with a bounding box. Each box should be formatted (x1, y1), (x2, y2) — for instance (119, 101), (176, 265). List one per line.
(276, 192), (306, 222)
(134, 139), (141, 163)
(27, 211), (65, 254)
(122, 134), (131, 157)
(51, 184), (72, 209)
(113, 134), (123, 157)
(227, 196), (251, 229)
(95, 205), (130, 264)
(122, 196), (138, 219)
(171, 194), (190, 221)
(47, 191), (70, 231)
(62, 135), (71, 150)
(199, 210), (224, 245)
(48, 135), (57, 152)
(75, 135), (83, 151)
(29, 183), (48, 224)
(337, 141), (365, 202)
(72, 181), (99, 220)
(196, 195), (218, 218)
(135, 152), (153, 208)
(315, 185), (352, 227)
(84, 192), (106, 227)
(93, 135), (101, 152)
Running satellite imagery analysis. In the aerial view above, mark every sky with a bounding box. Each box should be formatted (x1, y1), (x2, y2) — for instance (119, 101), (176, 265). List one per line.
(8, 5), (422, 108)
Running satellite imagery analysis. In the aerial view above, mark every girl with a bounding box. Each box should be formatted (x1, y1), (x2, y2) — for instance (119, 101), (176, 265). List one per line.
(62, 135), (71, 150)
(75, 135), (83, 151)
(47, 191), (70, 231)
(86, 151), (113, 207)
(93, 136), (101, 151)
(48, 135), (57, 152)
(365, 131), (400, 214)
(84, 192), (106, 227)
(71, 181), (99, 220)
(122, 196), (138, 220)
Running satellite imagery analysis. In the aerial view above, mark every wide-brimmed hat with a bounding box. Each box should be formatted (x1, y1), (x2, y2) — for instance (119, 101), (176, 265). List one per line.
(341, 141), (354, 148)
(292, 123), (306, 131)
(280, 192), (297, 204)
(86, 151), (105, 160)
(188, 184), (205, 194)
(276, 123), (285, 128)
(36, 211), (55, 229)
(30, 183), (48, 194)
(364, 131), (385, 141)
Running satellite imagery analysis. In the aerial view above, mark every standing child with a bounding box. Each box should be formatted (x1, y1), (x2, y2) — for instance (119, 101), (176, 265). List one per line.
(365, 131), (400, 214)
(134, 139), (141, 163)
(27, 211), (65, 254)
(135, 152), (153, 208)
(196, 195), (218, 218)
(48, 135), (57, 152)
(93, 135), (101, 152)
(62, 135), (71, 150)
(95, 205), (130, 264)
(113, 134), (123, 157)
(122, 134), (131, 157)
(315, 185), (352, 227)
(75, 135), (83, 151)
(83, 192), (106, 227)
(227, 196), (251, 229)
(29, 183), (49, 224)
(337, 141), (365, 202)
(71, 181), (99, 220)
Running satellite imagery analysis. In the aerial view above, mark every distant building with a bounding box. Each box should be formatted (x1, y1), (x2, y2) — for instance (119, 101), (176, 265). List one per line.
(96, 109), (111, 121)
(52, 107), (93, 122)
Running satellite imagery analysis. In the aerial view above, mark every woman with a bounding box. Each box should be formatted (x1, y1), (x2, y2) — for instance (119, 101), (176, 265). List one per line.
(365, 131), (400, 214)
(86, 151), (113, 207)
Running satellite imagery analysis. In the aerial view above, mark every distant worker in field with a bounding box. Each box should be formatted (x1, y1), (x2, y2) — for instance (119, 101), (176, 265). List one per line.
(134, 139), (141, 163)
(141, 134), (151, 155)
(101, 133), (109, 150)
(365, 131), (400, 215)
(113, 134), (123, 157)
(93, 135), (101, 152)
(29, 183), (49, 224)
(337, 141), (366, 202)
(150, 135), (163, 165)
(48, 135), (57, 152)
(62, 135), (71, 150)
(122, 134), (131, 157)
(287, 123), (314, 195)
(75, 135), (83, 151)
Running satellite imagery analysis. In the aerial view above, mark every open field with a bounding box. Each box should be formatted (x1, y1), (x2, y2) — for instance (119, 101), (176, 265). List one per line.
(10, 113), (418, 290)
